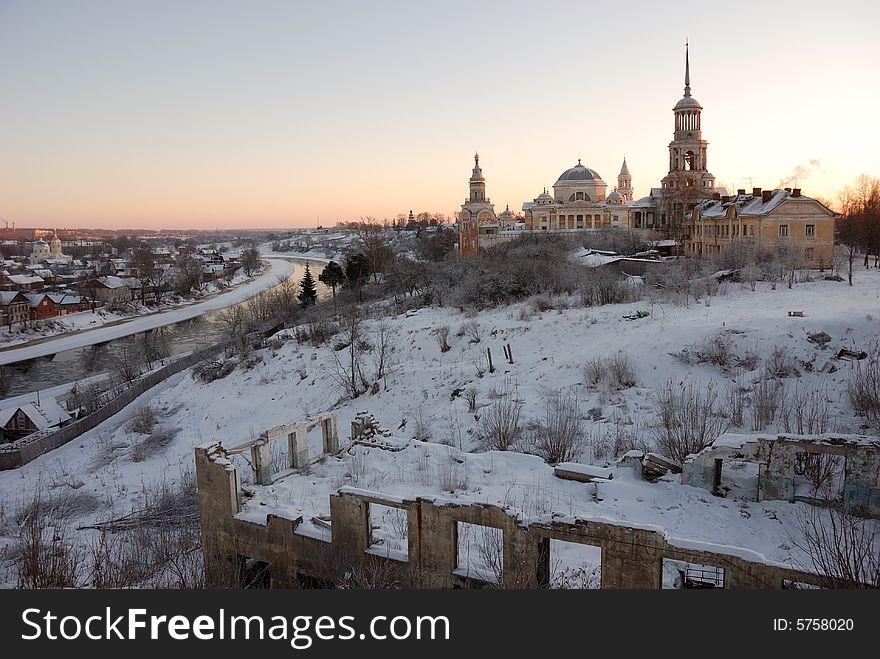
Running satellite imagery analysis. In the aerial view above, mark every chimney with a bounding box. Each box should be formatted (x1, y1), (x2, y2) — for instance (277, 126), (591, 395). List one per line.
(784, 187), (792, 193)
(761, 190), (772, 203)
(721, 195), (730, 203)
(712, 192), (721, 200)
(752, 187), (762, 197)
(792, 188), (801, 197)
(737, 188), (746, 196)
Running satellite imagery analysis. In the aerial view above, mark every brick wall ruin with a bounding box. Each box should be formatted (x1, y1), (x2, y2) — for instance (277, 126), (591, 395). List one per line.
(196, 428), (834, 589)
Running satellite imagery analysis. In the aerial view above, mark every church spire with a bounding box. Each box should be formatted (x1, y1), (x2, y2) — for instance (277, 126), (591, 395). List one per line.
(684, 40), (691, 97)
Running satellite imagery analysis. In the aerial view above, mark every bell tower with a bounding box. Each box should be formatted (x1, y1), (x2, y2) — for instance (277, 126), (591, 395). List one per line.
(661, 42), (716, 192)
(617, 157), (633, 202)
(469, 152), (487, 203)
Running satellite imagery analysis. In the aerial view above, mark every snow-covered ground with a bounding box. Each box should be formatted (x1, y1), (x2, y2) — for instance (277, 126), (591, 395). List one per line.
(1, 268), (878, 582)
(0, 258), (293, 365)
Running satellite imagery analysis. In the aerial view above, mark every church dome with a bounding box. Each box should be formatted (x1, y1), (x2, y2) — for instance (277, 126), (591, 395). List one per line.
(535, 190), (554, 203)
(556, 160), (603, 183)
(606, 190), (623, 204)
(673, 95), (702, 111)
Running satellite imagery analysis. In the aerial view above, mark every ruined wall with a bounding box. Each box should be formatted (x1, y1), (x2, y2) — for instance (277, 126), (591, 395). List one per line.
(196, 445), (829, 589)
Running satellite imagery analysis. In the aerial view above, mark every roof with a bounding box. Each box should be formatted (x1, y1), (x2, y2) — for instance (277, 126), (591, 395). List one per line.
(7, 274), (44, 285)
(673, 95), (702, 111)
(0, 398), (72, 431)
(695, 189), (832, 219)
(555, 160), (604, 184)
(47, 293), (82, 305)
(96, 275), (130, 289)
(0, 291), (27, 305)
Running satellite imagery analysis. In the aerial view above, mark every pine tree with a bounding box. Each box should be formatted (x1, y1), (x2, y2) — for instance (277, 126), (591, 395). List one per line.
(298, 263), (318, 308)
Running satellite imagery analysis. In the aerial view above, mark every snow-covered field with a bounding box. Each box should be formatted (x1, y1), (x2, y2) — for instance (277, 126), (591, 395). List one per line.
(1, 267), (878, 584)
(0, 258), (293, 365)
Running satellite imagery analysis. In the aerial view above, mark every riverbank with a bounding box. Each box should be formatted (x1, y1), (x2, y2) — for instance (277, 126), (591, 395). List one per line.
(0, 257), (296, 366)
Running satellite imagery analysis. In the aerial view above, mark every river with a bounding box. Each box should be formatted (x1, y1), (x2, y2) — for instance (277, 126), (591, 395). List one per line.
(0, 258), (327, 400)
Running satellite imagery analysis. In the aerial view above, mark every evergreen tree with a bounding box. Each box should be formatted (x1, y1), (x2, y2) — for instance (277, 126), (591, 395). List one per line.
(318, 260), (345, 312)
(298, 263), (318, 308)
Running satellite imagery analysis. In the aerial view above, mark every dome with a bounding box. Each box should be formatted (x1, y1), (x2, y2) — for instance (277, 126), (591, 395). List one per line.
(606, 190), (623, 204)
(535, 190), (554, 203)
(673, 96), (702, 111)
(556, 160), (603, 183)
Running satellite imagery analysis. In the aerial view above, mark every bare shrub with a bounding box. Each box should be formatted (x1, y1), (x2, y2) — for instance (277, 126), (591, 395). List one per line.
(602, 413), (650, 460)
(464, 387), (478, 413)
(128, 405), (157, 434)
(582, 354), (636, 390)
(527, 393), (585, 464)
(13, 487), (86, 588)
(461, 319), (482, 344)
(651, 379), (730, 463)
(750, 377), (784, 431)
(764, 345), (800, 378)
(726, 378), (748, 428)
(412, 414), (432, 443)
(781, 384), (831, 435)
(607, 353), (637, 389)
(435, 325), (452, 353)
(582, 357), (603, 387)
(695, 332), (732, 368)
(848, 349), (880, 428)
(476, 388), (523, 451)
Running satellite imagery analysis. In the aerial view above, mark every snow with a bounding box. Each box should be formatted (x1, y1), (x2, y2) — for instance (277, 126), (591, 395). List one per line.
(0, 258), (294, 364)
(1, 266), (879, 581)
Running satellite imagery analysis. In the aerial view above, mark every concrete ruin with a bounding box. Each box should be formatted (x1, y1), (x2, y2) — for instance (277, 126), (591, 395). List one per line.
(196, 415), (846, 590)
(681, 433), (880, 519)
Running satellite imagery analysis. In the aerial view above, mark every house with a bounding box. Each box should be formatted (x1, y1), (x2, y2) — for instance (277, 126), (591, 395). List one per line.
(47, 293), (87, 315)
(94, 275), (132, 305)
(0, 291), (29, 328)
(0, 273), (44, 291)
(25, 293), (58, 320)
(0, 398), (73, 443)
(683, 188), (836, 268)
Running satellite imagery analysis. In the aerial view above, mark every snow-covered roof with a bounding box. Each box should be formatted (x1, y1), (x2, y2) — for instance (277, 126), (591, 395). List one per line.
(96, 275), (130, 289)
(0, 398), (72, 431)
(695, 189), (832, 219)
(6, 274), (44, 285)
(0, 291), (26, 305)
(47, 293), (82, 306)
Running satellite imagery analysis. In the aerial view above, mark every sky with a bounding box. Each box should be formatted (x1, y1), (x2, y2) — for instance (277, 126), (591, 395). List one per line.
(1, 0), (878, 230)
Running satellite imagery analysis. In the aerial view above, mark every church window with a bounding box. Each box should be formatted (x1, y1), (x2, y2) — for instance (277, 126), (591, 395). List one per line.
(805, 224), (815, 237)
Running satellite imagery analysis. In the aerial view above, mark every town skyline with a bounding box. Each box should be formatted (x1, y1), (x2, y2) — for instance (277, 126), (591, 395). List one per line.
(1, 0), (878, 229)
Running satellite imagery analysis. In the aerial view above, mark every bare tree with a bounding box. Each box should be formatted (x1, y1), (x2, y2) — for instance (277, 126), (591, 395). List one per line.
(791, 503), (880, 588)
(371, 319), (397, 382)
(327, 310), (368, 398)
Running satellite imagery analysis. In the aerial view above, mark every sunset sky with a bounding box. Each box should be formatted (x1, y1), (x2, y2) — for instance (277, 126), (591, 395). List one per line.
(1, 0), (878, 229)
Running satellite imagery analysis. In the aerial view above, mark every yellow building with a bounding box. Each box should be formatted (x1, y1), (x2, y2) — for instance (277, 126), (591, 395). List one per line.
(683, 187), (836, 268)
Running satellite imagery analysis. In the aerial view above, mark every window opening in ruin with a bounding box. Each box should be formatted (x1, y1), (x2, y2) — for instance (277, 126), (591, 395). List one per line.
(367, 503), (409, 561)
(454, 522), (503, 584)
(548, 539), (601, 589)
